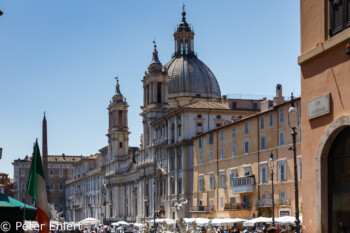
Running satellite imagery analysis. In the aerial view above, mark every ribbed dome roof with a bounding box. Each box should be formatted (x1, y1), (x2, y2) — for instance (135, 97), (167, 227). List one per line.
(164, 56), (221, 98)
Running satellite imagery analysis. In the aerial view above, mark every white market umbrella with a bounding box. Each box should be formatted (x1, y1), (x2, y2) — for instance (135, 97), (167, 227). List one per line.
(133, 223), (145, 228)
(112, 221), (130, 226)
(271, 216), (303, 225)
(212, 218), (246, 226)
(80, 217), (100, 224)
(194, 218), (210, 227)
(243, 217), (271, 227)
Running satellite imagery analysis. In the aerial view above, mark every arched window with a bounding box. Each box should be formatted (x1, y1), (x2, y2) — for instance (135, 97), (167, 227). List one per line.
(180, 40), (183, 55)
(328, 127), (350, 232)
(185, 40), (188, 54)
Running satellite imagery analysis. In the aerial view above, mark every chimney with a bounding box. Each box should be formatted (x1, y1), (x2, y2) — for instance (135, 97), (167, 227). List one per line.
(273, 84), (285, 106)
(260, 97), (269, 112)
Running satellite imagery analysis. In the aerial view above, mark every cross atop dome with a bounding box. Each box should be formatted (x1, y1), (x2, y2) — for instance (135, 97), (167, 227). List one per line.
(150, 39), (161, 66)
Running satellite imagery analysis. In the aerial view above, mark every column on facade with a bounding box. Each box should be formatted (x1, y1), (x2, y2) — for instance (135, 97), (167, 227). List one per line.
(167, 121), (171, 144)
(143, 85), (146, 106)
(175, 148), (178, 196)
(167, 151), (170, 197)
(112, 185), (117, 218)
(174, 118), (178, 142)
(161, 82), (165, 103)
(153, 81), (157, 103)
(141, 179), (145, 217)
(165, 83), (168, 102)
(148, 83), (152, 104)
(125, 109), (128, 128)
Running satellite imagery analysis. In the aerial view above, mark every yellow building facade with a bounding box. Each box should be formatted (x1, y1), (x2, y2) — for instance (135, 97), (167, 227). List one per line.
(192, 97), (302, 220)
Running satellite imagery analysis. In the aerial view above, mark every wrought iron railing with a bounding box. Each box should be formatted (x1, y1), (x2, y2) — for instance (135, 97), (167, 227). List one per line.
(190, 206), (215, 212)
(224, 202), (251, 211)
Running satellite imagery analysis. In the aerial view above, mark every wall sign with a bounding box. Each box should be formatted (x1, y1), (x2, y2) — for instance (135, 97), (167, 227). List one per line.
(308, 93), (331, 119)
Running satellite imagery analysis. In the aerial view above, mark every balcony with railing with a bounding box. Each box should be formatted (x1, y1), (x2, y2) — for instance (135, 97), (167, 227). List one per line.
(190, 206), (215, 213)
(257, 199), (291, 207)
(231, 175), (255, 193)
(224, 202), (251, 211)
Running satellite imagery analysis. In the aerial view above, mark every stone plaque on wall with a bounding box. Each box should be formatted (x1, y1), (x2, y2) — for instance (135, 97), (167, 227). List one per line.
(308, 93), (330, 119)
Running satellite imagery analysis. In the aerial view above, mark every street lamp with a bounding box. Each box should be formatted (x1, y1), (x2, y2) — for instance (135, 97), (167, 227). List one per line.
(288, 93), (301, 232)
(269, 152), (275, 227)
(153, 181), (156, 233)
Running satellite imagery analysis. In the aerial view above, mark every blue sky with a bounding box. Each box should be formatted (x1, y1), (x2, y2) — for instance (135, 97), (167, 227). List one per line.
(0, 1), (300, 177)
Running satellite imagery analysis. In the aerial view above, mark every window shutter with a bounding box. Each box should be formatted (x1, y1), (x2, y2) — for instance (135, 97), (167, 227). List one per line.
(329, 0), (350, 36)
(278, 163), (281, 182)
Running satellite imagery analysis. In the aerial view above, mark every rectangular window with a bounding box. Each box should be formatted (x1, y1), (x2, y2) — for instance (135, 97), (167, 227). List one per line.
(220, 146), (224, 159)
(279, 131), (284, 146)
(299, 125), (302, 141)
(178, 179), (182, 194)
(329, 0), (350, 36)
(232, 126), (236, 138)
(198, 176), (204, 192)
(21, 168), (25, 177)
(280, 191), (286, 200)
(199, 153), (203, 165)
(209, 151), (213, 162)
(279, 109), (284, 124)
(260, 164), (268, 184)
(245, 122), (249, 134)
(261, 135), (266, 150)
(244, 167), (251, 176)
(59, 169), (63, 177)
(220, 197), (224, 208)
(21, 182), (25, 192)
(197, 122), (202, 127)
(220, 129), (224, 141)
(244, 139), (249, 154)
(198, 137), (203, 148)
(210, 174), (215, 190)
(210, 200), (214, 207)
(269, 113), (273, 127)
(278, 161), (286, 182)
(59, 182), (63, 191)
(230, 169), (237, 187)
(207, 133), (213, 144)
(49, 182), (54, 191)
(232, 144), (236, 157)
(298, 157), (302, 180)
(260, 116), (265, 129)
(219, 172), (225, 188)
(49, 169), (54, 177)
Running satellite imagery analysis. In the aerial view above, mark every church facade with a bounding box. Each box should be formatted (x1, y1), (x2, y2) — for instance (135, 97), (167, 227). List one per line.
(99, 9), (261, 224)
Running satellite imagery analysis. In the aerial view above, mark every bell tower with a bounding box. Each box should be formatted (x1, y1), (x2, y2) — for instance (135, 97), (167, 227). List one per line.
(142, 42), (169, 109)
(140, 43), (169, 148)
(107, 78), (130, 157)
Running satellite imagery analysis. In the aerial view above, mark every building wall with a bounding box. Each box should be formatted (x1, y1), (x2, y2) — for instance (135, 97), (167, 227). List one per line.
(12, 156), (80, 216)
(65, 155), (102, 222)
(192, 99), (302, 220)
(299, 1), (350, 232)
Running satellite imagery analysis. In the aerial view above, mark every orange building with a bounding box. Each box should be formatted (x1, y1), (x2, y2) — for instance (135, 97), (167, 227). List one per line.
(299, 1), (350, 232)
(0, 173), (14, 197)
(192, 87), (302, 220)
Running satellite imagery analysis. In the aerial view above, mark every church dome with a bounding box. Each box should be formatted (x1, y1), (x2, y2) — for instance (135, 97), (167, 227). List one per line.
(164, 56), (221, 98)
(164, 8), (221, 99)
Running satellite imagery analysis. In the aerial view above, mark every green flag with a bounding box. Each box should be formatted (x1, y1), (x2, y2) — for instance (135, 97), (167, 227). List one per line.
(27, 140), (45, 201)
